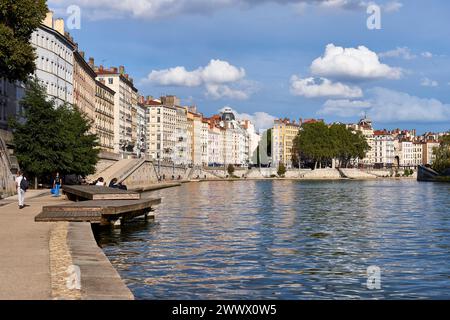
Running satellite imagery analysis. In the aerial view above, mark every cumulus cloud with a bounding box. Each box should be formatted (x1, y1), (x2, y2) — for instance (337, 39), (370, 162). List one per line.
(219, 107), (276, 131)
(49, 0), (402, 20)
(317, 88), (450, 122)
(421, 51), (433, 58)
(310, 44), (403, 81)
(144, 59), (254, 100)
(206, 84), (249, 100)
(379, 47), (416, 60)
(290, 75), (363, 98)
(421, 78), (439, 87)
(146, 59), (245, 87)
(319, 99), (371, 117)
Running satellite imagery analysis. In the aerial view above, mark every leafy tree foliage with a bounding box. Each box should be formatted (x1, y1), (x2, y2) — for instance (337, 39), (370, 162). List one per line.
(294, 122), (369, 169)
(432, 133), (450, 174)
(227, 164), (235, 176)
(9, 78), (99, 186)
(277, 162), (286, 177)
(0, 0), (48, 82)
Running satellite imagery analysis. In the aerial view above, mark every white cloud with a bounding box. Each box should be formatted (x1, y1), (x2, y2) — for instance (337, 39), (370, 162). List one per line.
(421, 51), (433, 58)
(383, 1), (403, 12)
(310, 44), (403, 81)
(290, 75), (363, 98)
(49, 0), (402, 20)
(146, 59), (245, 87)
(317, 88), (450, 122)
(144, 59), (253, 100)
(206, 84), (249, 100)
(379, 47), (416, 60)
(146, 66), (203, 87)
(219, 107), (276, 131)
(319, 99), (371, 117)
(421, 78), (439, 87)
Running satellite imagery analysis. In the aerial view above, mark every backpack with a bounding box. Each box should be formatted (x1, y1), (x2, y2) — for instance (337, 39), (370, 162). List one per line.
(20, 177), (29, 191)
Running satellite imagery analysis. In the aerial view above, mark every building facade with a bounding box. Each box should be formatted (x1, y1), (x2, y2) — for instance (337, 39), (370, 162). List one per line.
(94, 79), (115, 153)
(95, 64), (137, 155)
(30, 11), (74, 107)
(374, 131), (395, 167)
(73, 50), (96, 123)
(272, 118), (300, 168)
(0, 79), (24, 130)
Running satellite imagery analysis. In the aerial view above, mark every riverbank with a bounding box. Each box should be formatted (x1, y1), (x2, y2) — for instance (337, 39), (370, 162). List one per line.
(0, 191), (133, 300)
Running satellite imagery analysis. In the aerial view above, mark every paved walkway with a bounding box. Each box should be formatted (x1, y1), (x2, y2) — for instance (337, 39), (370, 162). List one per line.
(0, 191), (63, 299)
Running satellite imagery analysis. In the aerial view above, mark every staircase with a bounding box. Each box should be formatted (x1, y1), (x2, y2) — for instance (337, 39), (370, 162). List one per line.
(92, 158), (146, 185)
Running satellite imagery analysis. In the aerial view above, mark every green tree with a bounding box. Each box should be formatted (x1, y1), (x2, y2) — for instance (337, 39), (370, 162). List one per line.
(277, 162), (286, 177)
(227, 164), (235, 177)
(294, 122), (333, 169)
(9, 78), (99, 187)
(432, 134), (450, 174)
(0, 0), (48, 82)
(294, 122), (369, 169)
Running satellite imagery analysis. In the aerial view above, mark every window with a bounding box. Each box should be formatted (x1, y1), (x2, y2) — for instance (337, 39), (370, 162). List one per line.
(108, 78), (113, 84)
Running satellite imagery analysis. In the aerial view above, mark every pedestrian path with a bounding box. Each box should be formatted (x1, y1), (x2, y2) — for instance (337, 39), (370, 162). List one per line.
(0, 194), (63, 299)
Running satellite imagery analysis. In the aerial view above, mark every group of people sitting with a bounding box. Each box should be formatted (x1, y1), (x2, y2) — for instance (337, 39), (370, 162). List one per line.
(91, 177), (128, 190)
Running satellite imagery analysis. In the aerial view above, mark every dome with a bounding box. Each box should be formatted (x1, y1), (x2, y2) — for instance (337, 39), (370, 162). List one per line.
(221, 108), (235, 122)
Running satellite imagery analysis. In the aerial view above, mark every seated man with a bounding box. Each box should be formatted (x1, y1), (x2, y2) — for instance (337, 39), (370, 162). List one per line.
(109, 178), (127, 190)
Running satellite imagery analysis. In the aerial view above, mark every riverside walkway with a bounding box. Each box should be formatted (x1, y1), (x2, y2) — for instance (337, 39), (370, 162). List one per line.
(0, 191), (134, 300)
(0, 193), (61, 299)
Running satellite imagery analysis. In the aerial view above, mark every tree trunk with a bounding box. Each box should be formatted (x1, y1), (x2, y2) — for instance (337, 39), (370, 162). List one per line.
(34, 176), (38, 189)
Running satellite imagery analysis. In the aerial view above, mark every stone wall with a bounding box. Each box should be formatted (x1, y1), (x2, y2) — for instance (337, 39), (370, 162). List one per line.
(122, 160), (159, 188)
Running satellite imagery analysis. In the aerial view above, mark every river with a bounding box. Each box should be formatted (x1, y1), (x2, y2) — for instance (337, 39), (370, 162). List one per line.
(94, 180), (450, 299)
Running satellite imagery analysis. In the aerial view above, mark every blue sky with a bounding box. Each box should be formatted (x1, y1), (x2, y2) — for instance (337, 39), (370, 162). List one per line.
(50, 0), (450, 134)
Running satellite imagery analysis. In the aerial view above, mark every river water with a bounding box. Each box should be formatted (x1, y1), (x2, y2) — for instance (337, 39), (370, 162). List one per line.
(94, 180), (450, 299)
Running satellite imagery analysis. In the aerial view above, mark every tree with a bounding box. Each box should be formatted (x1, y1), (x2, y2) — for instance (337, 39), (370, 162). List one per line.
(0, 0), (48, 82)
(227, 164), (235, 177)
(432, 134), (450, 174)
(9, 78), (99, 187)
(294, 122), (369, 169)
(277, 162), (286, 177)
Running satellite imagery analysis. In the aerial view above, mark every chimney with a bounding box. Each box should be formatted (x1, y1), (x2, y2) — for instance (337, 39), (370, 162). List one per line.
(88, 57), (94, 68)
(146, 95), (153, 101)
(119, 66), (125, 74)
(43, 11), (53, 28)
(79, 51), (85, 59)
(54, 18), (65, 35)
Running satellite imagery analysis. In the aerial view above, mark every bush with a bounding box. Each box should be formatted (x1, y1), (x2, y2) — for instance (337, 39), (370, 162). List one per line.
(277, 163), (286, 177)
(227, 164), (235, 176)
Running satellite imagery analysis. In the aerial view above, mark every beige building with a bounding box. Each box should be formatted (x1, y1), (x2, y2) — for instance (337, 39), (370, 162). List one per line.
(422, 141), (440, 165)
(94, 79), (115, 153)
(272, 118), (300, 168)
(347, 117), (375, 166)
(95, 63), (137, 155)
(73, 50), (96, 123)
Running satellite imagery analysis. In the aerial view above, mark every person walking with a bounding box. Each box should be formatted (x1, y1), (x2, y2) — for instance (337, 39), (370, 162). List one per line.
(15, 170), (28, 209)
(52, 172), (62, 197)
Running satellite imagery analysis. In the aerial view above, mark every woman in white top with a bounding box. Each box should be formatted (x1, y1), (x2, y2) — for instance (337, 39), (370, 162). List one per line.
(95, 177), (106, 186)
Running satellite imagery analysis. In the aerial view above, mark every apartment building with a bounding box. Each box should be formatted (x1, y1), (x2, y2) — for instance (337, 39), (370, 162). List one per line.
(30, 11), (74, 106)
(272, 118), (300, 168)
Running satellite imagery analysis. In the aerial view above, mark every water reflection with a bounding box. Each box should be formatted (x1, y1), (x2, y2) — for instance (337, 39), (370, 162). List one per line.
(95, 180), (450, 299)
